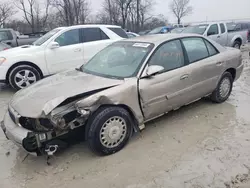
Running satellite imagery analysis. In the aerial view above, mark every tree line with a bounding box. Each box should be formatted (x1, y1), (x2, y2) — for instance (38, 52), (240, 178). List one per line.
(0, 0), (192, 34)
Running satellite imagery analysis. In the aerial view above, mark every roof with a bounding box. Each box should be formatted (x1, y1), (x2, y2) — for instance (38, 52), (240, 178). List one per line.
(61, 24), (121, 29)
(123, 33), (203, 45)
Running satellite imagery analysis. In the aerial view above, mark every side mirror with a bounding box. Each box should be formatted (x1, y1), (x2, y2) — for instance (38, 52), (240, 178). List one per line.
(146, 65), (164, 77)
(49, 42), (60, 49)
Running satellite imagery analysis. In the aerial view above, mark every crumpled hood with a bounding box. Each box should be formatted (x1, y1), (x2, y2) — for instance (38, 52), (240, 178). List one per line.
(10, 69), (124, 117)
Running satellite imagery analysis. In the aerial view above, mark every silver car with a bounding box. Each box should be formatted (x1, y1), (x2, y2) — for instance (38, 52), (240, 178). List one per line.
(1, 34), (243, 156)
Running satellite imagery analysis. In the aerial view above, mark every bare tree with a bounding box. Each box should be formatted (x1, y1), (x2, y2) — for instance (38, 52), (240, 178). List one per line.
(14, 0), (51, 32)
(169, 0), (192, 24)
(51, 0), (90, 26)
(0, 3), (17, 27)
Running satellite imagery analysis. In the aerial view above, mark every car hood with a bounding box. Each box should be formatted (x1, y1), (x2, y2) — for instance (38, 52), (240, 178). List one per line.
(9, 69), (124, 117)
(0, 45), (41, 56)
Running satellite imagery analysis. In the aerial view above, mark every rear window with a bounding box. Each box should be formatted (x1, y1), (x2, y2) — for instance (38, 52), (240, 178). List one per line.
(108, 27), (128, 38)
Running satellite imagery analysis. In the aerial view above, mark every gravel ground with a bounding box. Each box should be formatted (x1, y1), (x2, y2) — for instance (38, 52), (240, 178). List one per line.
(0, 50), (250, 188)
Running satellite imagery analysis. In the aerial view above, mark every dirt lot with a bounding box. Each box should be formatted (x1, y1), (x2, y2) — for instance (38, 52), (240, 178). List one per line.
(0, 50), (250, 188)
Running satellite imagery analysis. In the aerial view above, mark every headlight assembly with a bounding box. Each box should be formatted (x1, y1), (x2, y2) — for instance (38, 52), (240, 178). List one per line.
(0, 57), (6, 65)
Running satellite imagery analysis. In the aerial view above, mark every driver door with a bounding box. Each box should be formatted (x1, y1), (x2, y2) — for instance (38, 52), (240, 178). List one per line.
(206, 24), (221, 44)
(139, 40), (191, 120)
(45, 29), (84, 74)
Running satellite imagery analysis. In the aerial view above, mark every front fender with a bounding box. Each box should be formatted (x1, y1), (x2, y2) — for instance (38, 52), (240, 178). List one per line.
(76, 78), (144, 125)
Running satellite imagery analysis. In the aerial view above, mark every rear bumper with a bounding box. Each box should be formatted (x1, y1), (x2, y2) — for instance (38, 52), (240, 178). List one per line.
(1, 112), (38, 156)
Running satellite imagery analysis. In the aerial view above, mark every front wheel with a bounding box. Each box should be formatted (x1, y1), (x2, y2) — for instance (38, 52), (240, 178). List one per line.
(87, 106), (133, 155)
(9, 65), (41, 90)
(211, 72), (233, 103)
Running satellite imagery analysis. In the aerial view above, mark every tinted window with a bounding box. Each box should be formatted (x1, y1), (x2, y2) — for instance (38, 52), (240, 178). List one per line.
(242, 24), (248, 30)
(55, 29), (81, 46)
(182, 37), (209, 63)
(207, 24), (219, 35)
(204, 40), (218, 56)
(101, 30), (109, 40)
(83, 28), (101, 42)
(149, 40), (184, 72)
(220, 23), (226, 33)
(108, 28), (128, 38)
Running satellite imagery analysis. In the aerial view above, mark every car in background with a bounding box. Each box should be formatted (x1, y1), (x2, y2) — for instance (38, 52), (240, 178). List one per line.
(0, 25), (127, 90)
(170, 28), (185, 33)
(126, 32), (140, 38)
(227, 22), (250, 43)
(138, 30), (150, 35)
(0, 29), (40, 47)
(0, 42), (11, 51)
(1, 34), (243, 156)
(182, 22), (249, 48)
(147, 26), (174, 35)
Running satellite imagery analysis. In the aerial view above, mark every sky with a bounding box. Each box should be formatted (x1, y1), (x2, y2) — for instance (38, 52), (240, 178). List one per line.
(5, 0), (250, 24)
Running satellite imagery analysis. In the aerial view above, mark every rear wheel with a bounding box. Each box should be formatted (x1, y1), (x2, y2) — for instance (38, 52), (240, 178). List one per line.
(9, 65), (41, 90)
(233, 40), (241, 49)
(211, 72), (233, 103)
(86, 106), (133, 155)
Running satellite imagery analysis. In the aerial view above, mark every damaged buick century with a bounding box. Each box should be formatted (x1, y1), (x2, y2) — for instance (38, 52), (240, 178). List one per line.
(1, 34), (244, 156)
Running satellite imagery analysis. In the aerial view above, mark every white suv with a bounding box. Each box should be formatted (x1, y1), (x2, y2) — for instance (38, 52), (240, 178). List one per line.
(0, 25), (127, 90)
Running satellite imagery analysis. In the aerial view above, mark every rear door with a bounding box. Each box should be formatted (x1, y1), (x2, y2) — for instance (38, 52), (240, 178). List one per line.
(181, 37), (223, 100)
(82, 28), (114, 63)
(45, 28), (84, 74)
(139, 40), (192, 120)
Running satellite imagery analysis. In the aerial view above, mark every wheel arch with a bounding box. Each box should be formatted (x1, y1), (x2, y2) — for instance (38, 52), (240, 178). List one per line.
(87, 104), (141, 136)
(6, 61), (43, 84)
(225, 68), (236, 81)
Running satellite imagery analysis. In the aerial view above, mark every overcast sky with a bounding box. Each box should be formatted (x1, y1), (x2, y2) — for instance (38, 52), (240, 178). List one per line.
(6, 0), (250, 23)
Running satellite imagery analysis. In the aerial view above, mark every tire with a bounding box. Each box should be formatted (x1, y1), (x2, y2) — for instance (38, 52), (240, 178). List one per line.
(233, 41), (241, 49)
(86, 106), (133, 156)
(211, 72), (233, 103)
(9, 65), (41, 90)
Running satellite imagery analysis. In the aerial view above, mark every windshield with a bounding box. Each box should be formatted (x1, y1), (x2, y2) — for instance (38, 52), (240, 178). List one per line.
(81, 42), (154, 79)
(148, 27), (163, 34)
(33, 28), (62, 46)
(226, 23), (237, 31)
(182, 24), (208, 35)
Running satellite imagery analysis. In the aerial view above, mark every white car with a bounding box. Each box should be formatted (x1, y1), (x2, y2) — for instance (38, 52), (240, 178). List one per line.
(0, 25), (127, 90)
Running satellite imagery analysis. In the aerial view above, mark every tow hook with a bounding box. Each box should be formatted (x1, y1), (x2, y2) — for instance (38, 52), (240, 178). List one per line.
(45, 145), (58, 165)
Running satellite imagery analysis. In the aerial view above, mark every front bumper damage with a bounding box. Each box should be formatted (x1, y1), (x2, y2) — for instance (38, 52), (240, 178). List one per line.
(1, 112), (74, 156)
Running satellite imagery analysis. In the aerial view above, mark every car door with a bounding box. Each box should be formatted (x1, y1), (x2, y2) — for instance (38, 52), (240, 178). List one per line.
(82, 28), (114, 63)
(45, 28), (84, 74)
(139, 40), (192, 120)
(181, 37), (223, 100)
(218, 23), (228, 46)
(206, 24), (221, 44)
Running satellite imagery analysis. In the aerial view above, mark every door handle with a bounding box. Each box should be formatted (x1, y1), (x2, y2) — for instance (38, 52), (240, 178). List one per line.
(74, 48), (81, 52)
(217, 35), (221, 38)
(216, 62), (222, 66)
(180, 74), (189, 80)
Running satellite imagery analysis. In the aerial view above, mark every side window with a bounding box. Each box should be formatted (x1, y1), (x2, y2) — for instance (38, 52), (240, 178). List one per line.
(55, 29), (80, 47)
(207, 24), (219, 36)
(83, 28), (102, 42)
(235, 24), (241, 31)
(182, 37), (209, 63)
(149, 40), (185, 72)
(101, 30), (109, 40)
(204, 39), (218, 56)
(220, 23), (226, 33)
(108, 27), (128, 38)
(0, 31), (10, 41)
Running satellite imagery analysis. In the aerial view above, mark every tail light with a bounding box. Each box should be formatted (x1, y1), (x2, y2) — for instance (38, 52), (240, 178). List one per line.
(3, 48), (9, 50)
